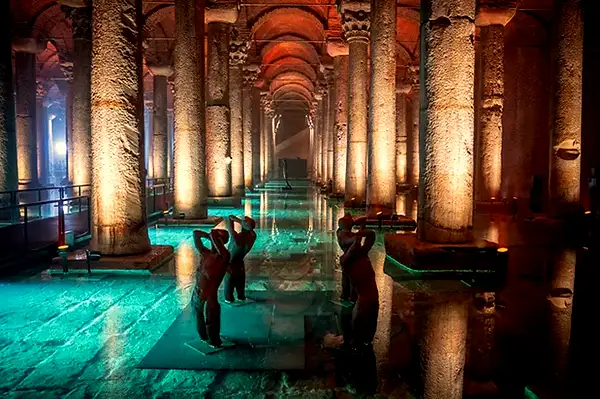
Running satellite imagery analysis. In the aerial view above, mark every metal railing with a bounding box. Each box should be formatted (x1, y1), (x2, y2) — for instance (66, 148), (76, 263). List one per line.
(0, 184), (92, 209)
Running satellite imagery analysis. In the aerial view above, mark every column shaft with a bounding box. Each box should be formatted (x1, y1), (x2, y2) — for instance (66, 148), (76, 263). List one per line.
(173, 0), (207, 218)
(367, 0), (397, 214)
(550, 0), (583, 213)
(418, 0), (476, 243)
(206, 22), (232, 197)
(345, 39), (369, 204)
(327, 82), (335, 183)
(0, 1), (17, 194)
(409, 87), (420, 185)
(396, 91), (408, 185)
(230, 65), (244, 196)
(90, 0), (150, 254)
(333, 55), (349, 193)
(36, 93), (49, 186)
(15, 52), (38, 186)
(321, 91), (329, 183)
(242, 84), (253, 188)
(251, 89), (261, 186)
(152, 75), (168, 180)
(317, 96), (325, 182)
(479, 25), (504, 200)
(71, 6), (93, 186)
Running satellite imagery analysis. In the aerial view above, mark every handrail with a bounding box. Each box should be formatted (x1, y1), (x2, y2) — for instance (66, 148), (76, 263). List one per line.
(0, 184), (91, 197)
(0, 196), (89, 210)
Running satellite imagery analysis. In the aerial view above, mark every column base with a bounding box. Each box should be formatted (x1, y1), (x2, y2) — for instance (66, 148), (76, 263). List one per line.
(161, 216), (223, 227)
(207, 196), (242, 208)
(353, 213), (416, 231)
(396, 183), (417, 193)
(327, 191), (345, 200)
(384, 233), (505, 273)
(343, 198), (366, 209)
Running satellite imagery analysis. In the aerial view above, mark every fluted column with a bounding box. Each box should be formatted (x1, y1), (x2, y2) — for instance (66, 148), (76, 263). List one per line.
(0, 0), (17, 194)
(340, 1), (370, 205)
(328, 41), (350, 194)
(242, 65), (259, 189)
(36, 83), (50, 186)
(409, 74), (420, 186)
(396, 83), (411, 186)
(476, 2), (518, 201)
(90, 0), (150, 255)
(229, 35), (249, 196)
(13, 38), (44, 187)
(206, 6), (237, 198)
(550, 0), (583, 214)
(148, 64), (172, 181)
(174, 0), (207, 218)
(367, 0), (397, 215)
(64, 3), (93, 186)
(418, 0), (476, 243)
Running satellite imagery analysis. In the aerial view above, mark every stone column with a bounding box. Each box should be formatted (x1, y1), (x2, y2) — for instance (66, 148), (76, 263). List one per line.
(318, 85), (328, 184)
(396, 83), (411, 186)
(205, 5), (237, 198)
(90, 0), (150, 255)
(314, 93), (323, 182)
(144, 99), (153, 178)
(476, 2), (517, 201)
(417, 293), (470, 399)
(550, 0), (583, 214)
(328, 41), (350, 194)
(242, 64), (259, 189)
(167, 106), (174, 178)
(409, 69), (420, 186)
(64, 3), (93, 186)
(324, 67), (335, 184)
(60, 61), (74, 184)
(264, 102), (274, 179)
(13, 38), (45, 187)
(367, 0), (397, 215)
(309, 101), (318, 181)
(251, 88), (262, 186)
(36, 83), (50, 186)
(173, 0), (207, 218)
(148, 64), (172, 181)
(0, 0), (17, 194)
(340, 1), (370, 205)
(259, 93), (267, 183)
(229, 35), (249, 197)
(418, 0), (476, 243)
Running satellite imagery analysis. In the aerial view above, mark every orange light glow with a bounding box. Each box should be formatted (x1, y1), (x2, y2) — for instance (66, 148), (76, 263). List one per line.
(497, 247), (508, 253)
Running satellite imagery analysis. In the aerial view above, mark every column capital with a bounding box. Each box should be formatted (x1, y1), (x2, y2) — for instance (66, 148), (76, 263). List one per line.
(338, 1), (371, 43)
(36, 81), (49, 100)
(57, 0), (90, 7)
(476, 1), (520, 27)
(229, 33), (251, 67)
(205, 4), (239, 24)
(242, 64), (260, 86)
(65, 5), (92, 39)
(147, 63), (174, 77)
(60, 60), (74, 83)
(327, 39), (349, 57)
(12, 37), (46, 54)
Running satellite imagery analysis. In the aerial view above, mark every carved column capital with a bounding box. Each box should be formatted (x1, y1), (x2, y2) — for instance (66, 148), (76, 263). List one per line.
(339, 1), (371, 43)
(60, 60), (74, 83)
(147, 63), (174, 77)
(242, 64), (260, 87)
(476, 0), (520, 27)
(229, 31), (251, 67)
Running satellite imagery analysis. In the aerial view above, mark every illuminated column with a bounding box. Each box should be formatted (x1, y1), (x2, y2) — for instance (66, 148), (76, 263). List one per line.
(0, 0), (17, 195)
(242, 64), (259, 189)
(144, 100), (153, 178)
(60, 61), (74, 183)
(251, 88), (261, 186)
(550, 0), (583, 214)
(259, 93), (267, 183)
(173, 0), (207, 218)
(418, 0), (476, 243)
(90, 0), (150, 255)
(467, 292), (496, 388)
(417, 293), (469, 398)
(325, 68), (335, 184)
(309, 101), (318, 180)
(340, 1), (370, 205)
(396, 83), (411, 186)
(476, 2), (517, 201)
(36, 83), (50, 186)
(205, 6), (238, 198)
(314, 93), (323, 182)
(64, 3), (93, 186)
(229, 34), (249, 197)
(409, 73), (420, 186)
(265, 104), (275, 179)
(328, 41), (349, 194)
(367, 0), (397, 215)
(167, 106), (174, 178)
(318, 85), (328, 183)
(13, 38), (44, 187)
(148, 64), (172, 181)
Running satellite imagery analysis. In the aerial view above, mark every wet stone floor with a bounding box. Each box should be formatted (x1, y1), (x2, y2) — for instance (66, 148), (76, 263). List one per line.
(0, 187), (581, 398)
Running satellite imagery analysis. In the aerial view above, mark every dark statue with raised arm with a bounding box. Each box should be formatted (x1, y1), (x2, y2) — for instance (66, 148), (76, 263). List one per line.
(191, 229), (230, 348)
(336, 213), (380, 349)
(224, 215), (257, 303)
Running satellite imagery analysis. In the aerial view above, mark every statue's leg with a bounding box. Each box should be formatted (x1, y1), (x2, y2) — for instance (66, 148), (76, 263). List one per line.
(193, 291), (209, 342)
(235, 262), (246, 300)
(205, 293), (222, 347)
(224, 270), (235, 302)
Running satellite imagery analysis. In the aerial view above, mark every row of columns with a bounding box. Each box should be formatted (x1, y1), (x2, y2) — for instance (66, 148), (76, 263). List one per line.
(309, 0), (583, 225)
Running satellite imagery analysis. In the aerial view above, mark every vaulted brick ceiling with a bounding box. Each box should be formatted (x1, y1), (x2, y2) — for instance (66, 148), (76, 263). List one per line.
(11, 0), (554, 111)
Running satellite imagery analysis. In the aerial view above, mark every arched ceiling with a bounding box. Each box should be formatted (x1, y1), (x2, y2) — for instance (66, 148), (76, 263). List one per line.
(12, 0), (556, 113)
